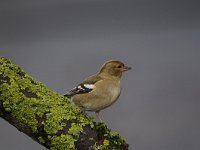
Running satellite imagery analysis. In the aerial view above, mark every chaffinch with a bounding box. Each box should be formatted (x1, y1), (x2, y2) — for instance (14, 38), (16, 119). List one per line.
(64, 60), (131, 121)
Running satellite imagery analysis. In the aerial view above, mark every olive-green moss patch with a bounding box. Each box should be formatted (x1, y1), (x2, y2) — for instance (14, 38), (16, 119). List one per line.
(94, 122), (128, 150)
(0, 57), (94, 148)
(49, 134), (77, 150)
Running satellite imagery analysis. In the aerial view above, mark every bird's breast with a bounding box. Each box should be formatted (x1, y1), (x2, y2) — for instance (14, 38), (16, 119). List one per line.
(107, 82), (121, 103)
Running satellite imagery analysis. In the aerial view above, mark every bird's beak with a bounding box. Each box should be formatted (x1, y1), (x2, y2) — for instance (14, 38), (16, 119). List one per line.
(123, 66), (131, 72)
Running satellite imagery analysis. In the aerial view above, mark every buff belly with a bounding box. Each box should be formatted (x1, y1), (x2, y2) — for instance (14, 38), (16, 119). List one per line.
(72, 85), (121, 112)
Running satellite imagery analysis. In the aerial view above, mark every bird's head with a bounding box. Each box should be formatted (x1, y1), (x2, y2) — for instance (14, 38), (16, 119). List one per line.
(99, 60), (131, 78)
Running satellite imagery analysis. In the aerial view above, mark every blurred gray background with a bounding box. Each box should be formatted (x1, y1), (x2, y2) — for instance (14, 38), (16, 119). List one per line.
(1, 0), (200, 150)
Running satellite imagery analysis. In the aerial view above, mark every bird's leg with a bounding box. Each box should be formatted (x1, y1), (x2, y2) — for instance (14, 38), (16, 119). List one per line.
(95, 111), (102, 122)
(80, 109), (89, 118)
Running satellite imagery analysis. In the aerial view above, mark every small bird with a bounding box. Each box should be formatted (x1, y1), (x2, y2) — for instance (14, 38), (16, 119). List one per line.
(64, 60), (131, 121)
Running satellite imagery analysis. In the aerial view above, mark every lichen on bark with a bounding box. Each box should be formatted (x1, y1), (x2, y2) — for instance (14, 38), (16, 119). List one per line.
(0, 57), (128, 150)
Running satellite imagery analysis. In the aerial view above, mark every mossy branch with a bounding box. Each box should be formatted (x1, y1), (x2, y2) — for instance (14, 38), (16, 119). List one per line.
(0, 57), (128, 150)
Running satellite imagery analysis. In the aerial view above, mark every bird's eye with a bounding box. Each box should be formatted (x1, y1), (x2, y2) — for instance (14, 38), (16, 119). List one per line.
(117, 65), (122, 68)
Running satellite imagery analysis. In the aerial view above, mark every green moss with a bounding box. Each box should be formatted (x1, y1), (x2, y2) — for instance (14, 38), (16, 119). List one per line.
(94, 139), (110, 150)
(38, 136), (45, 144)
(68, 123), (83, 137)
(0, 57), (94, 148)
(94, 122), (128, 150)
(49, 134), (77, 150)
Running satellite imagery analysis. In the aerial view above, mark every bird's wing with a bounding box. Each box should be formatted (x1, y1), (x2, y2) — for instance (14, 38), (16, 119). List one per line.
(64, 75), (102, 98)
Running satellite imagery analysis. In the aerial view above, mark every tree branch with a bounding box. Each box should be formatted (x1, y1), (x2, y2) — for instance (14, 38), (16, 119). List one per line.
(0, 57), (128, 150)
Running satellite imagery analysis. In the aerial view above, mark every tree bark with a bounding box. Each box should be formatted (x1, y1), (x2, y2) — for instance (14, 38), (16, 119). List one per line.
(0, 57), (128, 150)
